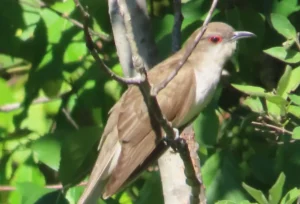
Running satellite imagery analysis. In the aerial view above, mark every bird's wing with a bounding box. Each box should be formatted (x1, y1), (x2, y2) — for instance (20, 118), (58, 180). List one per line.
(102, 52), (196, 197)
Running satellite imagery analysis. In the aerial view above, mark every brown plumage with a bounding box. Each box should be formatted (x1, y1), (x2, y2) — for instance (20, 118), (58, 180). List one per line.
(78, 22), (255, 204)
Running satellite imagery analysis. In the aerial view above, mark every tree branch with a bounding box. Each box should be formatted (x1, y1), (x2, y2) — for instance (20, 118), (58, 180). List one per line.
(252, 121), (293, 135)
(0, 182), (87, 191)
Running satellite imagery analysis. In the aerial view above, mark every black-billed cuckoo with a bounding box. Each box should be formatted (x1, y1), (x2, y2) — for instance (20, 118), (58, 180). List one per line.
(78, 22), (255, 204)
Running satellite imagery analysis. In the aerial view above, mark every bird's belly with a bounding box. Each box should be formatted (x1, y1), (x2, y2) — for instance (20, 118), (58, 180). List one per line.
(179, 65), (221, 126)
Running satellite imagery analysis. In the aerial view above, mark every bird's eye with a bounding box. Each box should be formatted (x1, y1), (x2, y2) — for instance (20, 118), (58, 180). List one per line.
(209, 36), (222, 43)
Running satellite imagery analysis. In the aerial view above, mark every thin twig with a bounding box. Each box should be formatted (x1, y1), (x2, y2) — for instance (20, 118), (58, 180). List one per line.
(0, 182), (87, 192)
(62, 108), (79, 130)
(251, 121), (293, 135)
(151, 0), (219, 96)
(0, 92), (70, 112)
(20, 0), (111, 41)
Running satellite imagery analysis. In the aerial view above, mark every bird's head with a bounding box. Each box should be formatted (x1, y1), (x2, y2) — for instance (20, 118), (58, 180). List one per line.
(186, 22), (255, 66)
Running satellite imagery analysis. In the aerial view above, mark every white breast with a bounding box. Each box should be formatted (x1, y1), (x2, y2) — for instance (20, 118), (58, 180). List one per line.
(179, 60), (222, 126)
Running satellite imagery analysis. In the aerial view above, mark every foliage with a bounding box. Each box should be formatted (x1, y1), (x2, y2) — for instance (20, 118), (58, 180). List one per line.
(0, 0), (300, 203)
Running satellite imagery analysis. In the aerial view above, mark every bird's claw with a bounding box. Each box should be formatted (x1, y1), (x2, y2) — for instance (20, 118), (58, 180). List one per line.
(163, 128), (182, 152)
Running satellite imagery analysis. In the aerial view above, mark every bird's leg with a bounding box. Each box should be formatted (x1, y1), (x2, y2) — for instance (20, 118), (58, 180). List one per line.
(163, 128), (183, 152)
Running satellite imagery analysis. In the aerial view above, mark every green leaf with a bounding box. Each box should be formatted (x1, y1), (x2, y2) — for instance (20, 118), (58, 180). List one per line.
(286, 66), (300, 93)
(242, 183), (268, 204)
(194, 105), (219, 146)
(289, 94), (300, 106)
(268, 173), (286, 204)
(280, 188), (300, 204)
(216, 201), (253, 204)
(277, 65), (292, 98)
(0, 78), (15, 130)
(266, 100), (284, 121)
(203, 151), (248, 203)
(216, 201), (237, 204)
(31, 135), (62, 171)
(292, 127), (300, 140)
(136, 172), (164, 204)
(243, 97), (264, 113)
(264, 47), (300, 64)
(288, 105), (300, 118)
(231, 84), (266, 96)
(270, 13), (296, 39)
(11, 164), (45, 186)
(59, 126), (102, 186)
(15, 182), (53, 204)
(272, 0), (300, 17)
(265, 95), (287, 107)
(35, 190), (69, 204)
(66, 186), (85, 204)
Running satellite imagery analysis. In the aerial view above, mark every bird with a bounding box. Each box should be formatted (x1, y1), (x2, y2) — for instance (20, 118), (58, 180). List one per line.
(78, 22), (255, 204)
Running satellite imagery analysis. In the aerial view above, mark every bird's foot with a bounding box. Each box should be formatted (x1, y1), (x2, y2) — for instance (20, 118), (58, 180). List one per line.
(163, 128), (184, 152)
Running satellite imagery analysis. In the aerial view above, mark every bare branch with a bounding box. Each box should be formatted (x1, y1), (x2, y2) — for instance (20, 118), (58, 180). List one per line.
(108, 0), (135, 77)
(0, 182), (87, 191)
(151, 0), (219, 96)
(252, 121), (293, 135)
(62, 108), (79, 130)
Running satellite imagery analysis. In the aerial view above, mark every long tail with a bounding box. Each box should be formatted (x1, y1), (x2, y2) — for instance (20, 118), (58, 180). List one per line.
(78, 139), (121, 204)
(78, 179), (106, 204)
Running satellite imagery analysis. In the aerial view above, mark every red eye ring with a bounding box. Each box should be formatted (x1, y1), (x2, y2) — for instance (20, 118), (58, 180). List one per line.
(209, 36), (222, 43)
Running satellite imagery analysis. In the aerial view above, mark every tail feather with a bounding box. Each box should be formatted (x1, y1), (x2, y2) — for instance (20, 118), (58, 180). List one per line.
(78, 130), (121, 204)
(78, 180), (106, 204)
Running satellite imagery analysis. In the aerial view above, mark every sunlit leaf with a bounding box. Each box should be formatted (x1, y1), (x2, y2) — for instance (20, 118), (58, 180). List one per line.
(277, 65), (292, 98)
(289, 94), (300, 106)
(59, 126), (102, 186)
(242, 183), (268, 204)
(270, 13), (296, 39)
(292, 127), (300, 140)
(15, 182), (53, 204)
(243, 97), (264, 113)
(272, 0), (300, 16)
(31, 135), (62, 171)
(288, 105), (300, 118)
(280, 188), (300, 204)
(268, 173), (285, 204)
(231, 84), (266, 96)
(286, 66), (300, 94)
(264, 47), (300, 64)
(216, 201), (237, 204)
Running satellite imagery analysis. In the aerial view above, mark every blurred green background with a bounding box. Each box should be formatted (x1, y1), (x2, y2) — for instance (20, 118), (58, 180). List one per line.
(0, 0), (300, 203)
